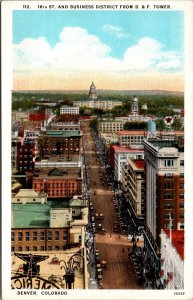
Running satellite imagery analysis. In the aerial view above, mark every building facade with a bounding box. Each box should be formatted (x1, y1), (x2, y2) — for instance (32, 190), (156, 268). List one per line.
(38, 130), (82, 159)
(60, 106), (79, 115)
(122, 159), (145, 218)
(160, 229), (184, 289)
(143, 138), (184, 240)
(118, 130), (147, 146)
(33, 167), (82, 198)
(17, 140), (35, 173)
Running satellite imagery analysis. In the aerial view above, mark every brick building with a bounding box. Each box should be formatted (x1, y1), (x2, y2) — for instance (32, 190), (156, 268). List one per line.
(38, 130), (82, 159)
(143, 138), (184, 240)
(33, 167), (82, 198)
(11, 198), (88, 252)
(49, 114), (80, 131)
(17, 140), (35, 173)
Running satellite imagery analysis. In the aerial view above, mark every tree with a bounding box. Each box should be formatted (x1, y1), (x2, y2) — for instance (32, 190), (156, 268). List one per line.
(124, 121), (147, 130)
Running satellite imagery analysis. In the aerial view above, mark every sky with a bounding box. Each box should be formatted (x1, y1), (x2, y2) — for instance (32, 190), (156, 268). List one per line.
(13, 10), (184, 91)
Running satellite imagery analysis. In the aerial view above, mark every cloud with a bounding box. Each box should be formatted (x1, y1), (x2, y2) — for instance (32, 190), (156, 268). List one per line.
(13, 27), (183, 76)
(102, 24), (130, 39)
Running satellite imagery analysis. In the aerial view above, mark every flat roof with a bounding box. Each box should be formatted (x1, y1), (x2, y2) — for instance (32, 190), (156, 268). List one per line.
(133, 159), (145, 169)
(112, 145), (144, 153)
(164, 230), (184, 260)
(40, 130), (82, 137)
(12, 200), (69, 228)
(119, 130), (146, 135)
(40, 153), (81, 163)
(34, 167), (81, 179)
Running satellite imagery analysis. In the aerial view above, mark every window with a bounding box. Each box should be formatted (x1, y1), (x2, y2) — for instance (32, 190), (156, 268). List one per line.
(55, 231), (59, 241)
(18, 232), (23, 241)
(26, 246), (30, 251)
(164, 159), (174, 167)
(78, 235), (82, 243)
(63, 231), (67, 240)
(55, 246), (59, 251)
(33, 232), (37, 241)
(40, 232), (45, 241)
(180, 213), (184, 219)
(40, 246), (45, 251)
(26, 232), (30, 241)
(180, 224), (184, 229)
(164, 213), (174, 220)
(180, 173), (184, 178)
(179, 193), (184, 199)
(164, 192), (174, 199)
(179, 202), (184, 209)
(48, 246), (52, 251)
(48, 231), (52, 241)
(18, 247), (22, 251)
(180, 183), (184, 189)
(180, 160), (184, 166)
(11, 247), (15, 252)
(165, 173), (174, 179)
(11, 232), (15, 241)
(164, 203), (174, 209)
(33, 246), (38, 251)
(164, 182), (174, 189)
(17, 199), (20, 202)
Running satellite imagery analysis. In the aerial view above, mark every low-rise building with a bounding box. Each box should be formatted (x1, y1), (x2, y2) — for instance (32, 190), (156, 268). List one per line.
(11, 198), (88, 252)
(12, 189), (47, 204)
(33, 167), (82, 198)
(38, 130), (82, 159)
(118, 130), (147, 146)
(60, 106), (79, 115)
(160, 229), (184, 289)
(98, 119), (125, 134)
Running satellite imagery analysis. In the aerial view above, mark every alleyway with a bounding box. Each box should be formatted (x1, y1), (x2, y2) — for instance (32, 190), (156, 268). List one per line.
(81, 120), (143, 289)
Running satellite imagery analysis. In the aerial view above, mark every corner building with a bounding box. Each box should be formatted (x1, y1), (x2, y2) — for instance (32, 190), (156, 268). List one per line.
(143, 138), (184, 241)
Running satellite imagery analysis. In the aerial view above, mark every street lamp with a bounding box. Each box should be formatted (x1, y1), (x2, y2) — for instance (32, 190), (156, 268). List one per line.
(59, 253), (84, 289)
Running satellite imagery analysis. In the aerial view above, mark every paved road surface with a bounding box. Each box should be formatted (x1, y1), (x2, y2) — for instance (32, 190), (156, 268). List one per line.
(81, 120), (143, 289)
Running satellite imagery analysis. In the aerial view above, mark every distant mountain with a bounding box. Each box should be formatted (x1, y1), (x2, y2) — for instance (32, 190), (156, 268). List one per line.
(13, 89), (183, 97)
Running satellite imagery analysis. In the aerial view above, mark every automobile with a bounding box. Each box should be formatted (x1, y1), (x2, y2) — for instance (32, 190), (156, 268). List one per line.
(99, 213), (104, 220)
(114, 221), (118, 232)
(91, 216), (95, 222)
(95, 213), (99, 219)
(97, 223), (102, 230)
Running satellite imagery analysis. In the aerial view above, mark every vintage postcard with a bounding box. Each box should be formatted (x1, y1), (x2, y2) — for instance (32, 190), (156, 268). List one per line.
(1, 0), (193, 299)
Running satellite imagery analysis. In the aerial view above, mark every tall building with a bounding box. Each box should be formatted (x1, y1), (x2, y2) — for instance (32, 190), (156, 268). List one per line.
(122, 159), (145, 218)
(131, 96), (139, 115)
(143, 138), (184, 240)
(17, 140), (35, 173)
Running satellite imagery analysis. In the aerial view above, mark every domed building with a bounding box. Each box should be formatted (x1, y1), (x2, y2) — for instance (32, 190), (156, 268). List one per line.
(89, 82), (98, 100)
(131, 96), (139, 115)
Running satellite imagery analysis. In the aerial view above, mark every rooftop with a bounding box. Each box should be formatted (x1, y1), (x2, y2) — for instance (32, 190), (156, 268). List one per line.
(112, 145), (144, 153)
(34, 167), (82, 179)
(133, 159), (145, 169)
(148, 138), (184, 151)
(119, 130), (147, 135)
(164, 230), (184, 260)
(12, 200), (69, 228)
(40, 130), (82, 138)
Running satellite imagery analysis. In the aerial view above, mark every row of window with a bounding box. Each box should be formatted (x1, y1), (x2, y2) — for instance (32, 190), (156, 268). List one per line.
(11, 245), (64, 252)
(164, 183), (184, 189)
(164, 213), (184, 219)
(164, 193), (184, 199)
(11, 231), (68, 242)
(164, 173), (184, 178)
(164, 202), (184, 209)
(164, 159), (184, 167)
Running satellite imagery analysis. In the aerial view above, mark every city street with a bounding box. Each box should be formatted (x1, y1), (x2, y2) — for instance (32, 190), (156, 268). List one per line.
(81, 120), (143, 289)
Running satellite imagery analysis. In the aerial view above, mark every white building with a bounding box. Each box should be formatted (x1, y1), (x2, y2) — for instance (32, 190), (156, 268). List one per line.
(118, 130), (147, 146)
(160, 229), (184, 289)
(113, 146), (144, 182)
(12, 189), (48, 204)
(60, 106), (79, 115)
